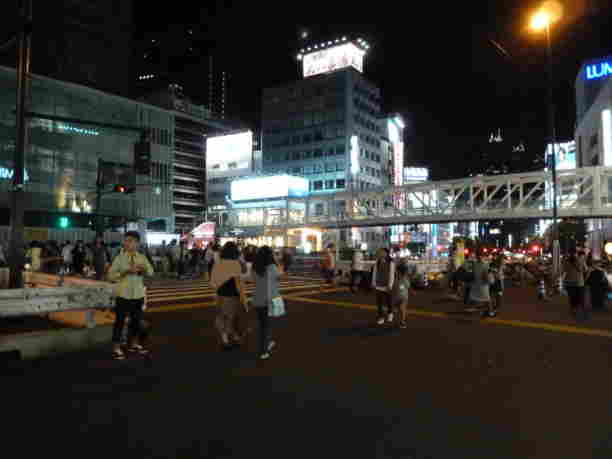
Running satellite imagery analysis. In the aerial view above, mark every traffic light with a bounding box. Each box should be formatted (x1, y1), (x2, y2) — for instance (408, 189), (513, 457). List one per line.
(113, 185), (136, 194)
(134, 140), (151, 175)
(57, 216), (70, 229)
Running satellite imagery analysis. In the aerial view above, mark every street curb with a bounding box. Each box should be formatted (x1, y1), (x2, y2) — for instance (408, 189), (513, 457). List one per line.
(0, 325), (112, 361)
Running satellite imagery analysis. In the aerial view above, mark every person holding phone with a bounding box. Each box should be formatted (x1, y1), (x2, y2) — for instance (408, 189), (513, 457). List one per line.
(108, 231), (154, 360)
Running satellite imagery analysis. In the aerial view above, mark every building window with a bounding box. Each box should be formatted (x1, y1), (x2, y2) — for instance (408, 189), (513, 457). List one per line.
(336, 163), (345, 171)
(325, 163), (335, 172)
(314, 130), (323, 141)
(336, 144), (345, 155)
(325, 180), (335, 189)
(314, 164), (323, 173)
(292, 135), (301, 145)
(314, 203), (324, 215)
(336, 179), (346, 189)
(303, 133), (312, 143)
(313, 181), (323, 191)
(314, 148), (323, 158)
(292, 167), (302, 174)
(303, 151), (312, 159)
(327, 148), (335, 157)
(292, 151), (301, 160)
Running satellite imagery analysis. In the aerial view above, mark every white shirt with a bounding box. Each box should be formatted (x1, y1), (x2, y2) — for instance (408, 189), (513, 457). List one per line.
(352, 251), (364, 271)
(62, 244), (74, 263)
(371, 260), (396, 292)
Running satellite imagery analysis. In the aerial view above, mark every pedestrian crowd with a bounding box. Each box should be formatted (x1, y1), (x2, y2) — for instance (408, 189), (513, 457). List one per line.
(103, 233), (292, 361)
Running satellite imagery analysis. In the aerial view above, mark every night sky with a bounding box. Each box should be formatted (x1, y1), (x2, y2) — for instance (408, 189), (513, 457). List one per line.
(137, 1), (612, 178)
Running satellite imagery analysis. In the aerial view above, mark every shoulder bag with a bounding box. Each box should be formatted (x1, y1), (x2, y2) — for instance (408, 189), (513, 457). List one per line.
(267, 266), (286, 317)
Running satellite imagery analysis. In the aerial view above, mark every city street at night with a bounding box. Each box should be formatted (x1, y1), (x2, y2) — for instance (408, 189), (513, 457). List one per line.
(5, 281), (612, 459)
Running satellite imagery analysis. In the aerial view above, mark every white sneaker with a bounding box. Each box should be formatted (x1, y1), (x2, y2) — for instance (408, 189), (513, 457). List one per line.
(387, 313), (394, 323)
(376, 317), (385, 325)
(259, 352), (270, 360)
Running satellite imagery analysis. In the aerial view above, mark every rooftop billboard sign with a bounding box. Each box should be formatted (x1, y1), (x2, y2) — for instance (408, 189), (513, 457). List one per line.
(302, 42), (365, 78)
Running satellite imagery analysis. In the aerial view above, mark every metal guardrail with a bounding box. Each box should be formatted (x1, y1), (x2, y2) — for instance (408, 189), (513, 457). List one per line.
(0, 285), (114, 318)
(0, 272), (115, 326)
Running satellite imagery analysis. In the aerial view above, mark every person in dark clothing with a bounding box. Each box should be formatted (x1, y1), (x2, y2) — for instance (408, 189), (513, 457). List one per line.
(72, 241), (86, 276)
(281, 248), (293, 274)
(92, 237), (111, 281)
(586, 262), (609, 312)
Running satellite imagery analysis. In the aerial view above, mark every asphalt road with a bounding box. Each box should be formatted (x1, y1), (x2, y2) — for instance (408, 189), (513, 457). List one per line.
(4, 287), (612, 458)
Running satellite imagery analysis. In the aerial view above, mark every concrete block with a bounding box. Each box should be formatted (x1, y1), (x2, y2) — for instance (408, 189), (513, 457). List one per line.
(0, 325), (112, 360)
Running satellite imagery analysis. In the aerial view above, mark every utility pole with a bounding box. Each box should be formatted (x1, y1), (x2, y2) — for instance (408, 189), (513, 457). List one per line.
(8, 0), (32, 288)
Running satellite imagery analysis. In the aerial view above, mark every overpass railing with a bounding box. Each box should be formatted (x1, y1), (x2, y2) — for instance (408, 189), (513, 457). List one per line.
(231, 166), (612, 230)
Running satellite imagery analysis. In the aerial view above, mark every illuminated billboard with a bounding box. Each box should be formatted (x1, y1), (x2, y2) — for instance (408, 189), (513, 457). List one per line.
(350, 135), (359, 174)
(231, 175), (309, 201)
(545, 141), (576, 171)
(206, 131), (253, 172)
(388, 118), (404, 186)
(303, 42), (365, 78)
(404, 167), (428, 182)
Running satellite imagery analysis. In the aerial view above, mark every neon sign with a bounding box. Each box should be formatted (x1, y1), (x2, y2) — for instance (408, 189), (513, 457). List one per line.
(586, 61), (612, 80)
(0, 167), (29, 181)
(57, 124), (99, 136)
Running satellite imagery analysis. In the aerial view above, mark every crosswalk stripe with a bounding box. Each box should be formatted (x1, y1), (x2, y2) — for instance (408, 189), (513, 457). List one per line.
(146, 281), (317, 294)
(146, 280), (324, 296)
(146, 282), (329, 303)
(145, 278), (317, 291)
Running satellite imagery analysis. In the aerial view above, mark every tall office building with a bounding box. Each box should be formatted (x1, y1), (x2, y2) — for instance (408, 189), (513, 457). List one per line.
(261, 37), (392, 196)
(260, 37), (407, 248)
(0, 0), (133, 96)
(141, 85), (246, 233)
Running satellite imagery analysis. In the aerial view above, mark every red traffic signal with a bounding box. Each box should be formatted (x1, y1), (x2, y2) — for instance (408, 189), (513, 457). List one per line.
(113, 185), (136, 194)
(464, 249), (469, 255)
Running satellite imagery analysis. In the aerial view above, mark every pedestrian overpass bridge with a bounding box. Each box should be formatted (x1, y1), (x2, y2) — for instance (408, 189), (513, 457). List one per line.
(231, 166), (612, 231)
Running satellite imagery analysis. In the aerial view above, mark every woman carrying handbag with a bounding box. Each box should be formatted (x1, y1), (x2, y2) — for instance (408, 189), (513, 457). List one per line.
(210, 242), (246, 350)
(252, 246), (284, 360)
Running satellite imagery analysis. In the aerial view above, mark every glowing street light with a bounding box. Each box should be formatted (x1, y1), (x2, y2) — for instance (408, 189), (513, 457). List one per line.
(529, 1), (563, 275)
(530, 10), (552, 31)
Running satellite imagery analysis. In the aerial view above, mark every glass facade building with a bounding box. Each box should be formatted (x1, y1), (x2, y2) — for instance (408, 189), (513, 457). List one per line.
(0, 66), (174, 241)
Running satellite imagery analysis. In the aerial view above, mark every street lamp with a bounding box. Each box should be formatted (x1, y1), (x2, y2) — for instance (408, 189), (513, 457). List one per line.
(530, 2), (562, 275)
